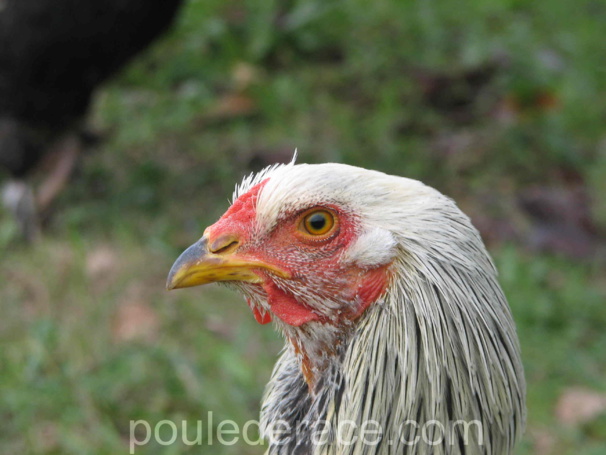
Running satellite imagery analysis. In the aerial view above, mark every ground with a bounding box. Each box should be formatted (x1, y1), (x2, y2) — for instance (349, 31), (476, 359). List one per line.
(1, 0), (605, 454)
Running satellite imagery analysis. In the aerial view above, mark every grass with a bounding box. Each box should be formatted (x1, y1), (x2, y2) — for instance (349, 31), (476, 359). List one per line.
(1, 0), (605, 453)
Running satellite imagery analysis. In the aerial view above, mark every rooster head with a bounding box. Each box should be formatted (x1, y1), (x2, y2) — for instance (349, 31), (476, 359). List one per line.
(167, 162), (402, 331)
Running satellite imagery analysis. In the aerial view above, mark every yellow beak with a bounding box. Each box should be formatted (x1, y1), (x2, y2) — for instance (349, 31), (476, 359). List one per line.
(166, 237), (290, 290)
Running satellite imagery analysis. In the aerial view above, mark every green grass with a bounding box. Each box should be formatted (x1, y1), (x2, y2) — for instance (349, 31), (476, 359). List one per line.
(1, 0), (605, 453)
(1, 236), (281, 454)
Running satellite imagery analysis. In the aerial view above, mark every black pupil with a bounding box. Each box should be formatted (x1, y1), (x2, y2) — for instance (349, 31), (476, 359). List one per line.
(309, 214), (326, 231)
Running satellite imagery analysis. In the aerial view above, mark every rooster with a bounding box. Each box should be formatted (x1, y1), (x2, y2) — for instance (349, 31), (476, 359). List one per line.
(167, 160), (526, 454)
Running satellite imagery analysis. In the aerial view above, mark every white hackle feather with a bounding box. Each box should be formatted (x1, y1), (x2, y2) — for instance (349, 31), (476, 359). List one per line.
(232, 161), (525, 455)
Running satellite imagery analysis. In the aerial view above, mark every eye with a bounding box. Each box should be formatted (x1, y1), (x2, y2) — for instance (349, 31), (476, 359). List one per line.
(299, 209), (337, 238)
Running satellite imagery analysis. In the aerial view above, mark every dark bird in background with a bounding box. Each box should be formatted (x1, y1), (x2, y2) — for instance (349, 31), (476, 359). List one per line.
(0, 0), (183, 240)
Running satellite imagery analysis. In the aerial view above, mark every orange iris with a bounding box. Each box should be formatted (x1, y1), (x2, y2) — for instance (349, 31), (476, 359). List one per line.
(299, 209), (337, 238)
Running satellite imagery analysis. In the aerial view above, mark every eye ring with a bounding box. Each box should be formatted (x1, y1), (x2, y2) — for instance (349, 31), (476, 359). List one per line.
(298, 209), (338, 239)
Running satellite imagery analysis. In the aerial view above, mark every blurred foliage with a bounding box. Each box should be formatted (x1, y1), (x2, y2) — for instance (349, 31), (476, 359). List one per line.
(1, 0), (605, 453)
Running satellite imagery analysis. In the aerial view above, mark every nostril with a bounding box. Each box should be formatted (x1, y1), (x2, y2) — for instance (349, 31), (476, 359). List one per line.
(209, 235), (239, 255)
(214, 241), (238, 255)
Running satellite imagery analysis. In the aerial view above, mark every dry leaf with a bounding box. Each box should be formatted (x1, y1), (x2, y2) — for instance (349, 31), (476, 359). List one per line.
(112, 292), (159, 343)
(204, 93), (256, 121)
(529, 427), (556, 455)
(86, 245), (118, 281)
(232, 62), (259, 91)
(555, 387), (606, 426)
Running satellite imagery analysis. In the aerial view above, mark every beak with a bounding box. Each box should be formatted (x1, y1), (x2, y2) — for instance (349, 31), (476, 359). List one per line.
(166, 236), (290, 290)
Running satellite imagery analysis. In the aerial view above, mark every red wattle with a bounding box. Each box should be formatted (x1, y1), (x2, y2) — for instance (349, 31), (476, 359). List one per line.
(254, 307), (273, 325)
(247, 299), (272, 325)
(263, 281), (320, 327)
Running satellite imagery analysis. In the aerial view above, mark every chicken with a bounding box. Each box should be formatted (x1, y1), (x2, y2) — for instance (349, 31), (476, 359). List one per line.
(167, 160), (526, 454)
(0, 0), (183, 240)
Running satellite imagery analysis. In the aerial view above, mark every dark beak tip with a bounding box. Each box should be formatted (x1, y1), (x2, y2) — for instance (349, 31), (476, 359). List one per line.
(165, 261), (180, 290)
(166, 238), (208, 291)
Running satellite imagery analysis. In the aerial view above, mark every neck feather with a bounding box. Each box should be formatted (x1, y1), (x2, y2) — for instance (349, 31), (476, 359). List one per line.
(261, 256), (525, 454)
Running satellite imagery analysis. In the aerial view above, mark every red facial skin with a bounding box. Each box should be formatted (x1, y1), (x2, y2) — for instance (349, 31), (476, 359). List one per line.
(206, 181), (391, 327)
(205, 180), (268, 246)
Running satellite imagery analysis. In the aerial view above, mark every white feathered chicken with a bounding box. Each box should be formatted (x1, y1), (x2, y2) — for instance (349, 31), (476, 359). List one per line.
(167, 160), (526, 454)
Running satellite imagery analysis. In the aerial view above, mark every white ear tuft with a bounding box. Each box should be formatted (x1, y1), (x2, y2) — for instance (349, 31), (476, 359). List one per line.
(342, 227), (397, 267)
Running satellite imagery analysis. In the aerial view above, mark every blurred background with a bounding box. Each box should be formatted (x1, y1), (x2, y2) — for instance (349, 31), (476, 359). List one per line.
(1, 0), (605, 453)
